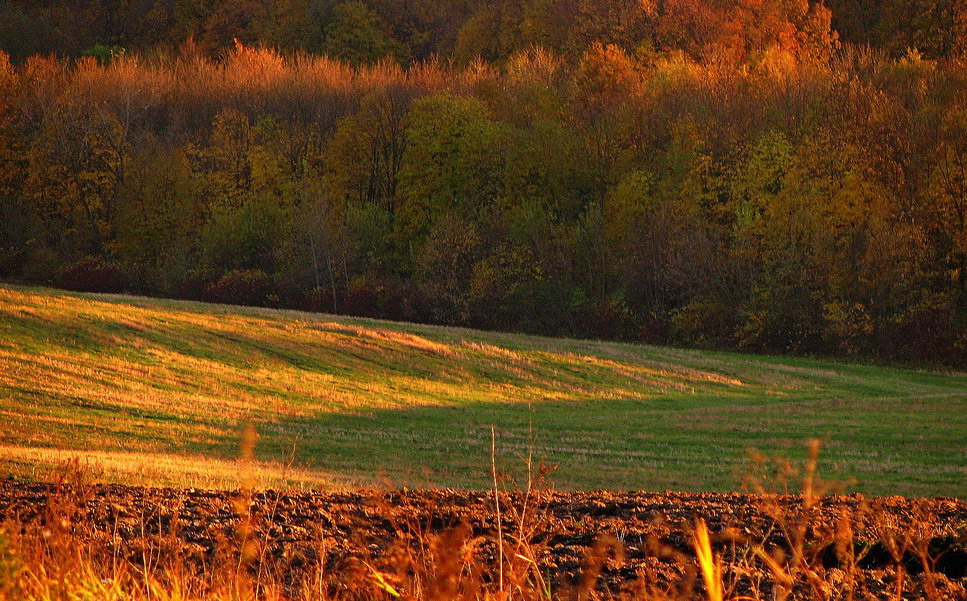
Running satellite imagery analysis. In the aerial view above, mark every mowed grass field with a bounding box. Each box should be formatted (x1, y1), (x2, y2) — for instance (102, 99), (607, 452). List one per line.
(0, 285), (964, 497)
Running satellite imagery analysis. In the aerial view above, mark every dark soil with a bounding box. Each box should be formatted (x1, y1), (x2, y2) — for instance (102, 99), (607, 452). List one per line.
(1, 482), (965, 599)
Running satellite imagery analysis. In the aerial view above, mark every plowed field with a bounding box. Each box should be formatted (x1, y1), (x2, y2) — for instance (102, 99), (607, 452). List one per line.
(2, 482), (965, 599)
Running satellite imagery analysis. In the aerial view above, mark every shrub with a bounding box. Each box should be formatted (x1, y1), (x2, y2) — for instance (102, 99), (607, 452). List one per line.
(573, 297), (637, 341)
(381, 278), (430, 323)
(204, 269), (276, 307)
(672, 300), (741, 349)
(343, 274), (382, 317)
(173, 271), (214, 302)
(304, 285), (338, 314)
(59, 257), (125, 293)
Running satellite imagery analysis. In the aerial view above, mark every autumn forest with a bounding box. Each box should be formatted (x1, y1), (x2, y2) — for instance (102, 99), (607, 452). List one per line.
(1, 0), (966, 365)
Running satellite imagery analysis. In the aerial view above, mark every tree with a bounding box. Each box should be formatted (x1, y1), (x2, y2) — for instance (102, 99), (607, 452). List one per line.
(931, 106), (967, 303)
(568, 0), (654, 54)
(186, 108), (253, 210)
(876, 0), (967, 59)
(824, 0), (881, 48)
(717, 0), (838, 63)
(184, 108), (308, 276)
(24, 100), (128, 257)
(454, 0), (530, 63)
(413, 213), (482, 324)
(0, 50), (26, 276)
(280, 191), (349, 311)
(250, 0), (323, 51)
(653, 0), (838, 64)
(396, 92), (506, 244)
(605, 117), (727, 342)
(0, 3), (63, 60)
(727, 130), (795, 242)
(326, 88), (412, 216)
(323, 1), (401, 65)
(572, 43), (640, 208)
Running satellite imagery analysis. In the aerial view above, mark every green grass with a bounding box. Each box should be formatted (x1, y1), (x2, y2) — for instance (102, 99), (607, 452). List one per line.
(0, 284), (964, 496)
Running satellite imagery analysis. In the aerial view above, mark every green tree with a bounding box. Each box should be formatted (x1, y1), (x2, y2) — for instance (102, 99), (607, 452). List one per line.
(727, 130), (795, 240)
(396, 92), (507, 244)
(454, 0), (527, 63)
(112, 138), (204, 292)
(185, 109), (308, 276)
(250, 0), (323, 51)
(186, 108), (253, 210)
(323, 1), (401, 65)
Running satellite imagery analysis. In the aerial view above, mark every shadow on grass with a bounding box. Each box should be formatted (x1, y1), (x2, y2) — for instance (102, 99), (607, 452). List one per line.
(236, 394), (967, 498)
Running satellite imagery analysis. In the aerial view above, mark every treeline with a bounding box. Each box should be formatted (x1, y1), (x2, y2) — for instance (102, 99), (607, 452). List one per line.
(0, 7), (965, 365)
(1, 0), (966, 64)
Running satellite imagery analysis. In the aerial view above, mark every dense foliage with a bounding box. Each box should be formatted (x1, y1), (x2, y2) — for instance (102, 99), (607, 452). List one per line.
(0, 1), (965, 365)
(1, 0), (965, 62)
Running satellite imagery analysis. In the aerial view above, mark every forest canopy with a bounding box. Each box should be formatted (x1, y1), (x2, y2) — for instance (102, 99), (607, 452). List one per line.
(0, 0), (965, 365)
(1, 0), (965, 62)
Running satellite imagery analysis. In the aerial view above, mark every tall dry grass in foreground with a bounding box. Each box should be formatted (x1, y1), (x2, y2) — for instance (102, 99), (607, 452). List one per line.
(1, 441), (964, 601)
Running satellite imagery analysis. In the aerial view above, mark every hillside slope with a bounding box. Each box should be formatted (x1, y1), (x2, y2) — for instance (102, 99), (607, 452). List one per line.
(0, 285), (964, 496)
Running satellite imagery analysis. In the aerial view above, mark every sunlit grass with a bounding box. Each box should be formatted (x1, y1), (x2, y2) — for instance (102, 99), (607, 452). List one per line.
(0, 444), (349, 490)
(1, 284), (965, 495)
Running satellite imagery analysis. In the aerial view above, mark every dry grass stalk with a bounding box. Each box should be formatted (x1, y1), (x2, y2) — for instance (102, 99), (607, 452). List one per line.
(0, 437), (963, 601)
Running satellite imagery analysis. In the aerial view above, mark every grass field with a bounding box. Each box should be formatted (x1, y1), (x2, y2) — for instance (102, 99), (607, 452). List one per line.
(0, 284), (964, 497)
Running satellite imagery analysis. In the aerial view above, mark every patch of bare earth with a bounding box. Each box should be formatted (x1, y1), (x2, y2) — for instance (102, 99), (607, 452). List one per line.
(1, 482), (965, 599)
